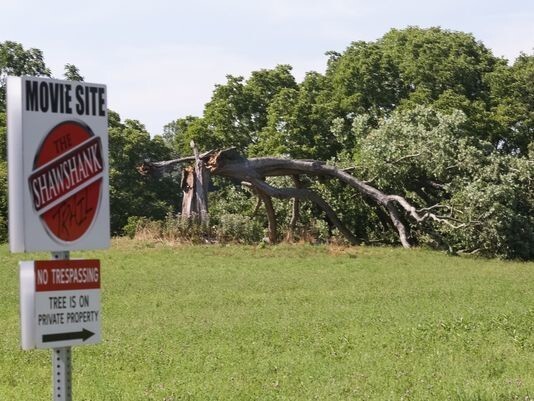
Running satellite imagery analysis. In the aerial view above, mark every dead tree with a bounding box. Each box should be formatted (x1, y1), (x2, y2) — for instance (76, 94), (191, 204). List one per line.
(138, 147), (464, 247)
(180, 141), (210, 226)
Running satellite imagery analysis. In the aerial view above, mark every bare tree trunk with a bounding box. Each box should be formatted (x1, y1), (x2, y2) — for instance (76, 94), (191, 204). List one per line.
(191, 141), (209, 226)
(385, 203), (411, 248)
(251, 197), (262, 218)
(180, 167), (196, 219)
(256, 188), (277, 243)
(287, 175), (301, 242)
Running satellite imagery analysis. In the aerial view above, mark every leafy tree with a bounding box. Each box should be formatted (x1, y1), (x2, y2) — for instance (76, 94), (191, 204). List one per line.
(253, 71), (339, 160)
(326, 39), (402, 118)
(0, 39), (51, 239)
(243, 64), (298, 134)
(0, 41), (51, 112)
(1, 32), (531, 258)
(158, 27), (532, 257)
(182, 65), (298, 155)
(486, 53), (534, 154)
(325, 27), (507, 149)
(162, 115), (199, 154)
(108, 116), (181, 234)
(379, 27), (499, 103)
(64, 63), (84, 81)
(357, 106), (533, 258)
(108, 109), (122, 129)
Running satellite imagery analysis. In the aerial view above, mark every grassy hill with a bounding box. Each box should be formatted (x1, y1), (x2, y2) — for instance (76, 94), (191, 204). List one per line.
(1, 239), (533, 400)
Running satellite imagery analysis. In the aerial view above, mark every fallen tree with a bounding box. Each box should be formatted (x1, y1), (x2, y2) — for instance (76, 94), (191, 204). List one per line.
(138, 145), (467, 248)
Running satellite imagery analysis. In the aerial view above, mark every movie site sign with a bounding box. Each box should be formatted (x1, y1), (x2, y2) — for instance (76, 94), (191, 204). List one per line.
(20, 259), (101, 349)
(7, 77), (110, 252)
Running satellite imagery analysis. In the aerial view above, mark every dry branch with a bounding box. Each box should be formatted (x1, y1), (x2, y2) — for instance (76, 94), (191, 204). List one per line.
(139, 148), (464, 248)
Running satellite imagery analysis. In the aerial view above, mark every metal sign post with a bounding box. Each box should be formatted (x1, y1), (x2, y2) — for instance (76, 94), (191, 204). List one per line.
(53, 347), (72, 401)
(51, 251), (72, 401)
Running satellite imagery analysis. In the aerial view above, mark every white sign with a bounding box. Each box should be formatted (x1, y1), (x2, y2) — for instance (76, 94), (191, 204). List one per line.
(7, 76), (110, 252)
(20, 259), (101, 349)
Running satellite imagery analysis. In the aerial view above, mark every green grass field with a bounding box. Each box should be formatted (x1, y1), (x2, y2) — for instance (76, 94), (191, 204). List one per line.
(1, 239), (533, 400)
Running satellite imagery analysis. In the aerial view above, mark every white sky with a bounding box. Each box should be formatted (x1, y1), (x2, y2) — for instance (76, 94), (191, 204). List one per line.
(2, 0), (533, 135)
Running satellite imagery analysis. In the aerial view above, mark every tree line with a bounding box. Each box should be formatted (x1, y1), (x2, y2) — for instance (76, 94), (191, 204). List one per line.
(1, 27), (532, 258)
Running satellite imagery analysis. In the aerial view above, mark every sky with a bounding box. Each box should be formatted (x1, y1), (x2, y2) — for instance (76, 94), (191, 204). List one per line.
(2, 0), (533, 135)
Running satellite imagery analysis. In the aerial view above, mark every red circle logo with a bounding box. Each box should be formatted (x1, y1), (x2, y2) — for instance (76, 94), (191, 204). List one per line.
(29, 121), (104, 243)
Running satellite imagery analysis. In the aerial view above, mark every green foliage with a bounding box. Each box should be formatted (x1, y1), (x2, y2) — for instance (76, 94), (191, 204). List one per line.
(446, 154), (533, 259)
(108, 116), (181, 234)
(63, 63), (84, 81)
(207, 182), (267, 243)
(216, 213), (263, 243)
(486, 53), (534, 154)
(208, 180), (259, 222)
(358, 106), (533, 258)
(171, 65), (298, 155)
(327, 39), (403, 117)
(358, 106), (469, 193)
(325, 27), (508, 149)
(252, 72), (339, 159)
(0, 33), (531, 258)
(161, 115), (199, 154)
(122, 215), (147, 239)
(0, 41), (51, 112)
(174, 26), (532, 258)
(312, 178), (392, 244)
(379, 27), (498, 103)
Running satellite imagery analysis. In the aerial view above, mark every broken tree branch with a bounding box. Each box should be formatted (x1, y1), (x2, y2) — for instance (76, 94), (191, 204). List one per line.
(139, 148), (467, 248)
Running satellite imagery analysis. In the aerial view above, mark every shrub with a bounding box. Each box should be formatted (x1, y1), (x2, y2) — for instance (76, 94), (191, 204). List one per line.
(216, 213), (263, 244)
(123, 216), (149, 239)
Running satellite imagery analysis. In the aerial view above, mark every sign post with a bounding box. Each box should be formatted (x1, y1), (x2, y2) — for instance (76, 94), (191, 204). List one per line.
(8, 76), (109, 400)
(52, 251), (72, 401)
(53, 346), (72, 401)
